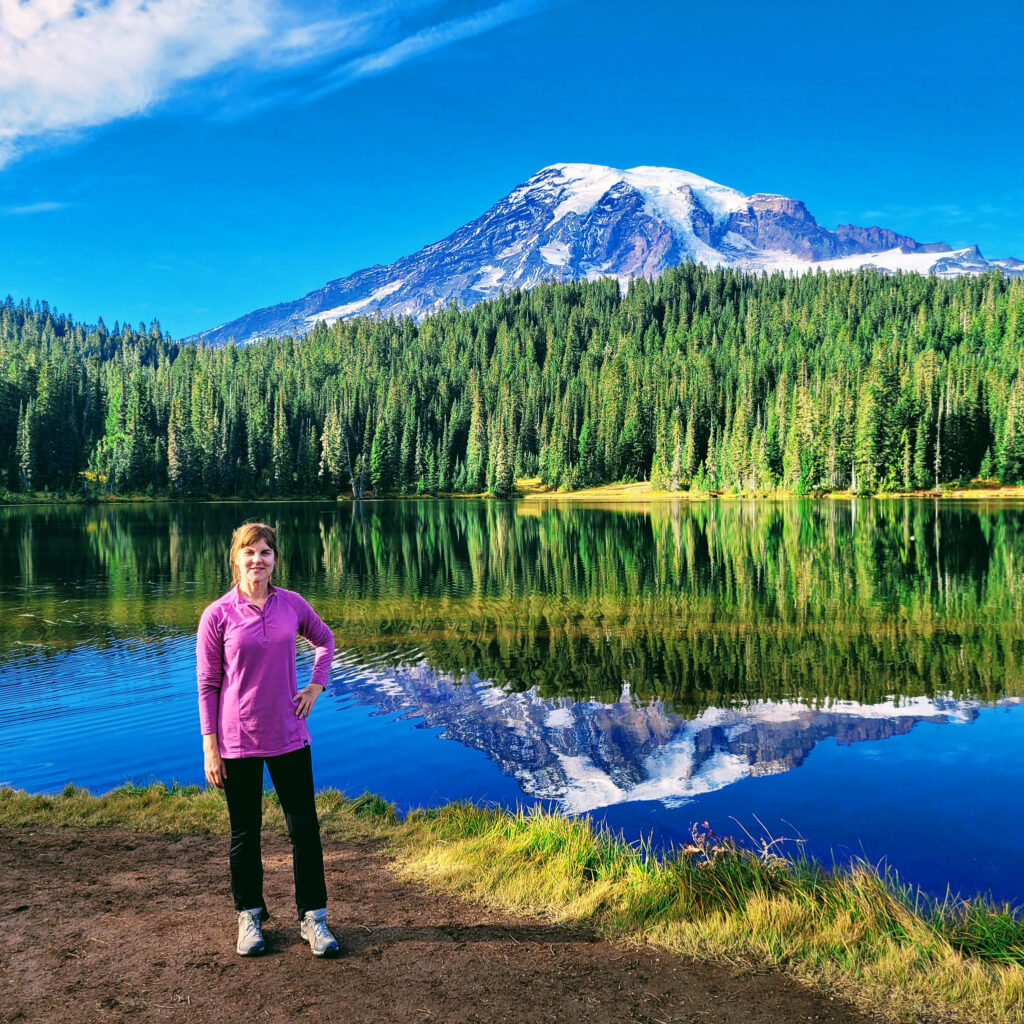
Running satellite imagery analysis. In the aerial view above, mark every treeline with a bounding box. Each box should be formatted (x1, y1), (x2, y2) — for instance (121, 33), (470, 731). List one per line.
(3, 264), (1024, 498)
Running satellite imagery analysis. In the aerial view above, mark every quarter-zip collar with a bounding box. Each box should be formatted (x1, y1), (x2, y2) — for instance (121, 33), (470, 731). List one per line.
(233, 582), (278, 611)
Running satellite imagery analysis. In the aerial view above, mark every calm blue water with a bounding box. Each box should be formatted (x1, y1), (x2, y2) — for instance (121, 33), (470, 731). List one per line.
(1, 499), (1023, 903)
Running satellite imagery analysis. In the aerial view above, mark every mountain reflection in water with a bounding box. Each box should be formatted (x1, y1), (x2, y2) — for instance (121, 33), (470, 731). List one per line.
(337, 659), (1021, 814)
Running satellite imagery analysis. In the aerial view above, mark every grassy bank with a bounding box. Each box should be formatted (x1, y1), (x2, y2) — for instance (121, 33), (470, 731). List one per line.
(3, 784), (1022, 1023)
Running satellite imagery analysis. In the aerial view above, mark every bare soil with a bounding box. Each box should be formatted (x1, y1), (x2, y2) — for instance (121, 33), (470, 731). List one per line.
(0, 827), (883, 1024)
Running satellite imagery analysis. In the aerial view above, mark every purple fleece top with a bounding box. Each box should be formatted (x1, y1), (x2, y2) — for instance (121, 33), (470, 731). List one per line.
(196, 584), (335, 759)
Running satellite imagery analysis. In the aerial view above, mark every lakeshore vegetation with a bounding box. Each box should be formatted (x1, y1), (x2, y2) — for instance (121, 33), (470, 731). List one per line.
(3, 264), (1024, 501)
(2, 783), (1021, 1023)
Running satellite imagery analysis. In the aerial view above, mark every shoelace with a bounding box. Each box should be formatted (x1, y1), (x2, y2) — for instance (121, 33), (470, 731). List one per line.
(240, 913), (262, 942)
(306, 915), (333, 942)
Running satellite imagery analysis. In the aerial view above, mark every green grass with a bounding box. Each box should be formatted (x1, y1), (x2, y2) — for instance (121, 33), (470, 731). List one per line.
(2, 784), (1022, 1023)
(0, 781), (395, 843)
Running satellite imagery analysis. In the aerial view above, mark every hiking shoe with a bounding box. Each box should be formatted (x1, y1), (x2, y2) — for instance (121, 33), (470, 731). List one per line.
(300, 909), (339, 957)
(236, 908), (265, 956)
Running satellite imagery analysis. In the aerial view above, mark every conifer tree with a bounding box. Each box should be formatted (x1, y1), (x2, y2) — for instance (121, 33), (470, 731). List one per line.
(369, 412), (394, 494)
(682, 411), (697, 487)
(998, 378), (1024, 483)
(319, 402), (345, 493)
(577, 416), (597, 487)
(465, 373), (488, 491)
(167, 397), (193, 495)
(669, 412), (683, 492)
(15, 400), (34, 491)
(493, 416), (515, 496)
(271, 392), (292, 494)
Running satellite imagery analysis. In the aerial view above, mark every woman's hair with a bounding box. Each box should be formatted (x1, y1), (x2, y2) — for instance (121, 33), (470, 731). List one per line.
(229, 522), (280, 585)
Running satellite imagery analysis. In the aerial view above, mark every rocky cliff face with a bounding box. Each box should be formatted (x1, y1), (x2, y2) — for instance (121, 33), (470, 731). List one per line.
(834, 223), (944, 254)
(722, 193), (848, 259)
(190, 163), (1021, 346)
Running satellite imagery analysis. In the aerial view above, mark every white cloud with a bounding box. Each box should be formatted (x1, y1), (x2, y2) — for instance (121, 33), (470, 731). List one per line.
(0, 1), (550, 169)
(0, 1), (374, 168)
(0, 1), (250, 166)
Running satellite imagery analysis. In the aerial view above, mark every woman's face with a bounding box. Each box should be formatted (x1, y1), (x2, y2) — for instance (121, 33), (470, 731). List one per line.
(235, 539), (275, 590)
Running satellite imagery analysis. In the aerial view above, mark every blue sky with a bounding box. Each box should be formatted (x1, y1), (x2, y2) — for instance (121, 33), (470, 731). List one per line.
(1, 0), (1021, 338)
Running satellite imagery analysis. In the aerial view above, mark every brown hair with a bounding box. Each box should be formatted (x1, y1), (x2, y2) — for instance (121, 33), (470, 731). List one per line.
(229, 522), (280, 585)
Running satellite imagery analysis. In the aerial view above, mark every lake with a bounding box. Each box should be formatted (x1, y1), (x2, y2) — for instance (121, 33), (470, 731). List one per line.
(1, 498), (1023, 903)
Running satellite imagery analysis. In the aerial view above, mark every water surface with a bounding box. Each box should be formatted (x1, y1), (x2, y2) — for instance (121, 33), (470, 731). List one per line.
(1, 499), (1022, 901)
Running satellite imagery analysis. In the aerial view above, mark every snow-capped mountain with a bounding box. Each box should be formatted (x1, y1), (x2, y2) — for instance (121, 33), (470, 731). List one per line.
(191, 163), (1021, 346)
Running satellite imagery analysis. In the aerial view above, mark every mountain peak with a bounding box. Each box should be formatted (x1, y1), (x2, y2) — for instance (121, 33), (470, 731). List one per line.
(189, 164), (1021, 346)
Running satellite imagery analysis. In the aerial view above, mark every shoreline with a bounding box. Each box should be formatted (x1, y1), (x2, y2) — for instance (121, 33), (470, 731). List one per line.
(3, 783), (1021, 1024)
(5, 479), (1024, 507)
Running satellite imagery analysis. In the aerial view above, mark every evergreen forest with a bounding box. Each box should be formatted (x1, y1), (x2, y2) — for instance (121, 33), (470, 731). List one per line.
(3, 262), (1024, 499)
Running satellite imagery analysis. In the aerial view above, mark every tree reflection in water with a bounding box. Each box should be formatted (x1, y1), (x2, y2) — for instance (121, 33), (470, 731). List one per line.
(2, 498), (1017, 711)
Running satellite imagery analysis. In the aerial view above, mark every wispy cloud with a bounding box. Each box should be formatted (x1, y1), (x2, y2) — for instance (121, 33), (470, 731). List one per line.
(2, 201), (69, 215)
(295, 0), (545, 106)
(326, 0), (544, 85)
(0, 1), (545, 170)
(859, 202), (1016, 227)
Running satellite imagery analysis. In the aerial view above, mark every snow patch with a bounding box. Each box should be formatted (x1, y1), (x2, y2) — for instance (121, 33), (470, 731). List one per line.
(557, 753), (626, 813)
(306, 278), (405, 325)
(764, 246), (989, 278)
(544, 706), (573, 729)
(495, 241), (527, 259)
(540, 239), (571, 266)
(475, 265), (506, 289)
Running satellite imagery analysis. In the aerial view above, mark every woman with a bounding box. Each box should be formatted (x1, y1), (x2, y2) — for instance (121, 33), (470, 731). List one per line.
(197, 521), (338, 958)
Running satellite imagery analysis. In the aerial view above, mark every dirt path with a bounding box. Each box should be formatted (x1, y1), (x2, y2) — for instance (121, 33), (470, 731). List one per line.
(0, 827), (881, 1024)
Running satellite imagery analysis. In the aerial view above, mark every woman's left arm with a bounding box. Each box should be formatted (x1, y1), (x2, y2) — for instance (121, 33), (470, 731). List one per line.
(292, 595), (335, 719)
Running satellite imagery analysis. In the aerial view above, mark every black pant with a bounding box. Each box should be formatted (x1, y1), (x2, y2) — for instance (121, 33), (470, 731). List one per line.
(222, 744), (328, 920)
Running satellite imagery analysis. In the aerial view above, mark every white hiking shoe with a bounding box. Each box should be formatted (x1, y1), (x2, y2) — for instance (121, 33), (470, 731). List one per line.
(236, 908), (265, 956)
(300, 908), (339, 957)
